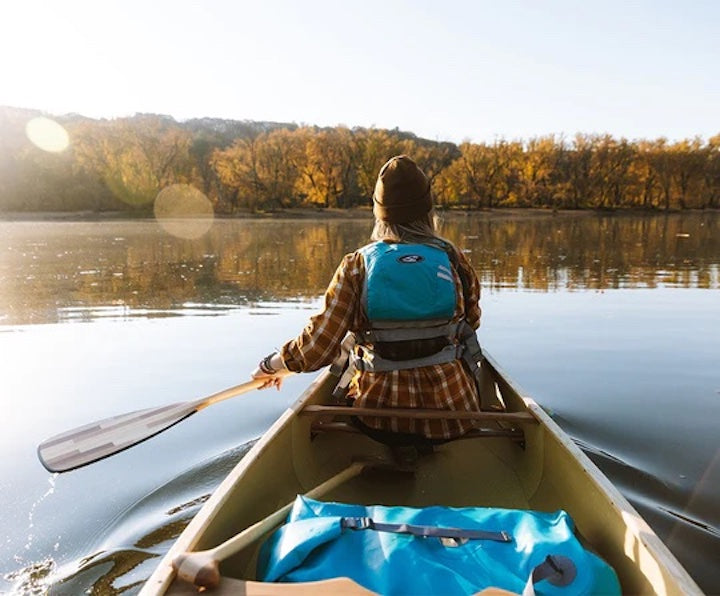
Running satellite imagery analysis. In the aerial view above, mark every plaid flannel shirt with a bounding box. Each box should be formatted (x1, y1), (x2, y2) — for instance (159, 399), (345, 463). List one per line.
(280, 243), (481, 439)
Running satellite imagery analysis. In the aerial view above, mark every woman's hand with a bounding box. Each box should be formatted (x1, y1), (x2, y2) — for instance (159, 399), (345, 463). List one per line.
(251, 370), (284, 390)
(252, 352), (288, 390)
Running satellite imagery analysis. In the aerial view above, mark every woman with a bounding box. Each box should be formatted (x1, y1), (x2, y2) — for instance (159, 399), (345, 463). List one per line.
(252, 155), (482, 444)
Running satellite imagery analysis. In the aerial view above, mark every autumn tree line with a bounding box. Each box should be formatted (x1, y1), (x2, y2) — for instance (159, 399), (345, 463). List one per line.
(1, 107), (719, 214)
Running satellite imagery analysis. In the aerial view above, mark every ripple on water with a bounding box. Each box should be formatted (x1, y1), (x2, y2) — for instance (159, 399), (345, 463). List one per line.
(5, 440), (257, 595)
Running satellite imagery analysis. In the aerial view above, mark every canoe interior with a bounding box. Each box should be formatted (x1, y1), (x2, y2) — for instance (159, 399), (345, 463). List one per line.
(156, 357), (699, 596)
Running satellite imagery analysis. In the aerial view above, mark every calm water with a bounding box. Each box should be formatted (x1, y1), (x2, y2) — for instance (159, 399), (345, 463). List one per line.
(0, 212), (718, 594)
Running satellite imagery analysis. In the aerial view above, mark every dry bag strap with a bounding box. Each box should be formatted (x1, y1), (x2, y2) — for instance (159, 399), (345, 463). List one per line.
(341, 517), (511, 543)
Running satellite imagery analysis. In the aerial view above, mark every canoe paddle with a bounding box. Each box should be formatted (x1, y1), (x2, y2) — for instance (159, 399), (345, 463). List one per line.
(37, 376), (287, 473)
(172, 462), (368, 590)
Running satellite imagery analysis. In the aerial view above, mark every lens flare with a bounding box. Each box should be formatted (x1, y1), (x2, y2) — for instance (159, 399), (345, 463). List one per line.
(25, 117), (70, 152)
(153, 184), (215, 239)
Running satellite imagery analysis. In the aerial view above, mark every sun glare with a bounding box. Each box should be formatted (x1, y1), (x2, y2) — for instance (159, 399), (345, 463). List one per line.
(25, 117), (70, 153)
(153, 184), (215, 239)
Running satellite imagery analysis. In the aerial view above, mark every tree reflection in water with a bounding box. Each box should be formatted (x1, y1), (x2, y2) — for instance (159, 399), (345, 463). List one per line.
(0, 211), (718, 326)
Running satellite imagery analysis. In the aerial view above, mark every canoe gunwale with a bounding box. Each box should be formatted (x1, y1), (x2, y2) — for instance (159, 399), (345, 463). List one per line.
(139, 371), (332, 595)
(484, 353), (702, 595)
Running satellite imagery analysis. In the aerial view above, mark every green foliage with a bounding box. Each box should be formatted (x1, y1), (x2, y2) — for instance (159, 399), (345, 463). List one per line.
(1, 107), (718, 214)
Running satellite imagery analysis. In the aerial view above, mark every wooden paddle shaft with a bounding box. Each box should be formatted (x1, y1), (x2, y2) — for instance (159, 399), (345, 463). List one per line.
(197, 370), (292, 410)
(195, 378), (267, 410)
(174, 461), (367, 588)
(215, 461), (365, 560)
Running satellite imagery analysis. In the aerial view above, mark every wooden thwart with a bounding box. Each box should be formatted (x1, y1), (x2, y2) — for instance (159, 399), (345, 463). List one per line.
(310, 421), (525, 442)
(300, 405), (537, 423)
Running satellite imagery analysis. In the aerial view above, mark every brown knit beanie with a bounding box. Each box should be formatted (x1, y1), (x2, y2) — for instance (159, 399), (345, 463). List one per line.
(372, 155), (432, 224)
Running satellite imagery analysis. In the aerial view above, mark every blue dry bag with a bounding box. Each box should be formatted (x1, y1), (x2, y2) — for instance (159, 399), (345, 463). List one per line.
(257, 497), (621, 595)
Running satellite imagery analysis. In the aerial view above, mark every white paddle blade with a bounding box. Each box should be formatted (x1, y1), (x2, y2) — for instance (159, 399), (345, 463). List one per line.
(37, 401), (198, 472)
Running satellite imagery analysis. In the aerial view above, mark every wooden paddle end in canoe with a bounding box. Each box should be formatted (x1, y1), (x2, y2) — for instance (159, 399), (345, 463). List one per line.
(172, 550), (221, 589)
(171, 462), (372, 590)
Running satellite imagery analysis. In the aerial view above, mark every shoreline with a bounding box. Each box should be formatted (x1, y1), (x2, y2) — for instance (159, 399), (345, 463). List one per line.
(1, 207), (717, 223)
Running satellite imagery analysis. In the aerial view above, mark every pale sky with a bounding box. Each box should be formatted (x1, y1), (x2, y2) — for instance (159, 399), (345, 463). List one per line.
(2, 0), (718, 144)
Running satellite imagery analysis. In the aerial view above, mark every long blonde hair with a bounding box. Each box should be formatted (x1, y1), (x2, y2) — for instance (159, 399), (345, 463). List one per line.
(370, 211), (445, 245)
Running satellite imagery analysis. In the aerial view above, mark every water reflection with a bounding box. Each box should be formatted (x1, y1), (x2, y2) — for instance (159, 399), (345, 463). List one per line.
(443, 212), (720, 291)
(1, 212), (718, 326)
(1, 214), (718, 593)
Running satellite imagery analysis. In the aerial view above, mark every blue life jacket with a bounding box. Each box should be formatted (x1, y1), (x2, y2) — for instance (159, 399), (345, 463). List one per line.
(329, 240), (485, 405)
(347, 242), (465, 373)
(359, 242), (457, 323)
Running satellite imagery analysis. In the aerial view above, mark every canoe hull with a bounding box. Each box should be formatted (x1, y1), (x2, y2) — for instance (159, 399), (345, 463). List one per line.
(142, 354), (700, 595)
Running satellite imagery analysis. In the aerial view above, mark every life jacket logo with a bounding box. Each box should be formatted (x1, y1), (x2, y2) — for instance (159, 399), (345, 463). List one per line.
(397, 254), (424, 264)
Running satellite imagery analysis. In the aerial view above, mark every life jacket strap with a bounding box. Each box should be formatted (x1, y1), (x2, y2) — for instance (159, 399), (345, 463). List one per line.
(329, 333), (357, 377)
(330, 320), (485, 402)
(350, 344), (462, 372)
(329, 333), (358, 400)
(458, 320), (483, 377)
(360, 321), (460, 343)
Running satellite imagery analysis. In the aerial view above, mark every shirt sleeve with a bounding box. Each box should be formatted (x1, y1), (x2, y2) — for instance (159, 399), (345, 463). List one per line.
(454, 246), (481, 329)
(280, 252), (362, 372)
